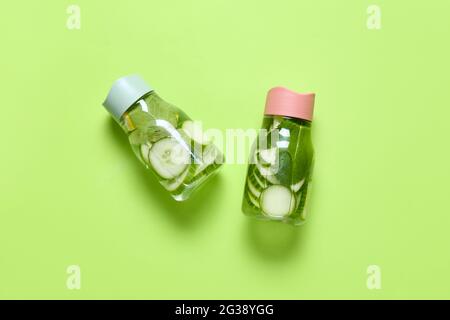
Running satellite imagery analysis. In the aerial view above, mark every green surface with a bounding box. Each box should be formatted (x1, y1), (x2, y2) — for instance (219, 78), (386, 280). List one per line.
(1, 0), (450, 299)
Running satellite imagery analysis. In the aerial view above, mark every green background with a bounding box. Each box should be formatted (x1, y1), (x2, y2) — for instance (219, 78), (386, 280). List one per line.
(1, 0), (449, 299)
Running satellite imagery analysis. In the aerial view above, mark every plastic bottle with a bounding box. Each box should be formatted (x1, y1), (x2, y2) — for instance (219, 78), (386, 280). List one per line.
(242, 87), (315, 225)
(103, 75), (223, 201)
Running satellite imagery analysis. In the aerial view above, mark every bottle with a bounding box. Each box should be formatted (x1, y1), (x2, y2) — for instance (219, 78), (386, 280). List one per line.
(103, 75), (223, 201)
(242, 87), (315, 225)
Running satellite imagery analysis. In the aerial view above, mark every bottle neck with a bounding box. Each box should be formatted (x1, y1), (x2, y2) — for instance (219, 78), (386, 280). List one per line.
(264, 115), (312, 128)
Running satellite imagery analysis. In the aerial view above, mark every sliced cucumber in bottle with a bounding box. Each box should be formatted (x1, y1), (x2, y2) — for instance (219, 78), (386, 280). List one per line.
(250, 166), (266, 189)
(140, 142), (152, 165)
(258, 150), (293, 186)
(300, 185), (310, 221)
(291, 178), (305, 193)
(253, 155), (280, 185)
(258, 147), (278, 166)
(181, 120), (212, 145)
(260, 185), (296, 218)
(247, 191), (260, 208)
(257, 166), (280, 185)
(254, 158), (273, 175)
(149, 138), (190, 179)
(194, 143), (219, 176)
(247, 177), (262, 198)
(161, 167), (190, 191)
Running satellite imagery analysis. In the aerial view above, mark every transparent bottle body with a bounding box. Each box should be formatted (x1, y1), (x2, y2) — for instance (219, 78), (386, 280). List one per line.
(119, 92), (222, 201)
(242, 115), (314, 225)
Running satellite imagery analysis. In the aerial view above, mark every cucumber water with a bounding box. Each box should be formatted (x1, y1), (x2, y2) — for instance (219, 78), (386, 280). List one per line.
(103, 75), (223, 201)
(242, 87), (315, 225)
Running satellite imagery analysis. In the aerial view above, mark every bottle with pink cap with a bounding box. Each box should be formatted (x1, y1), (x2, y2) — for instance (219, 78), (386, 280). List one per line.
(242, 87), (315, 225)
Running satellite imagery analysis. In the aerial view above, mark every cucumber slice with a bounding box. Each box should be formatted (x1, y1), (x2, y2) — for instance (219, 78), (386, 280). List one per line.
(140, 142), (152, 164)
(149, 138), (190, 179)
(296, 182), (310, 219)
(247, 178), (262, 198)
(300, 186), (310, 221)
(250, 166), (266, 188)
(257, 150), (292, 185)
(247, 191), (260, 208)
(291, 178), (305, 193)
(265, 175), (280, 185)
(260, 185), (295, 218)
(161, 167), (190, 191)
(254, 136), (292, 187)
(254, 160), (280, 184)
(254, 158), (273, 176)
(194, 144), (219, 176)
(297, 191), (303, 213)
(258, 148), (278, 166)
(182, 120), (212, 145)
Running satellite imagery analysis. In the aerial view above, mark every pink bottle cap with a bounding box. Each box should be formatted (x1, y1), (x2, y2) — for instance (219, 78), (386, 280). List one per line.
(264, 87), (315, 121)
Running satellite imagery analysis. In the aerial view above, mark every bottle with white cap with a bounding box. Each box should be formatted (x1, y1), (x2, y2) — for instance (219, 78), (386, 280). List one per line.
(103, 75), (223, 201)
(242, 87), (315, 225)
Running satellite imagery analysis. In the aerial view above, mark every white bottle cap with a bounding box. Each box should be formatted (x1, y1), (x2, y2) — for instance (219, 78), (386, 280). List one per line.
(103, 75), (153, 121)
